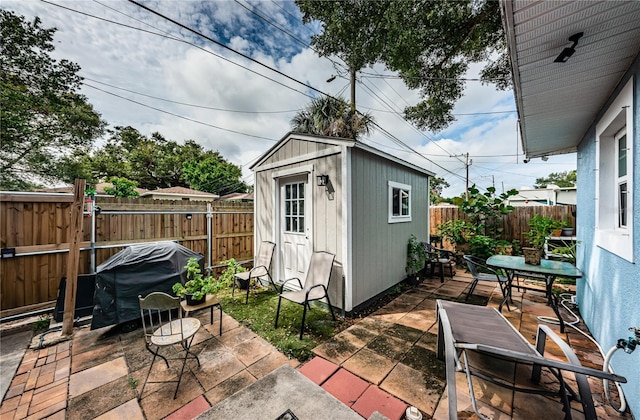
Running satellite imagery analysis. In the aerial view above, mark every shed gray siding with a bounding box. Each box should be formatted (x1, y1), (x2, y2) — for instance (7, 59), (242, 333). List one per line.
(349, 148), (429, 309)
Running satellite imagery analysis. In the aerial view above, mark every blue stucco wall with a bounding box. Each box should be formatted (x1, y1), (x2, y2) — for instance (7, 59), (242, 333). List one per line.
(576, 56), (640, 416)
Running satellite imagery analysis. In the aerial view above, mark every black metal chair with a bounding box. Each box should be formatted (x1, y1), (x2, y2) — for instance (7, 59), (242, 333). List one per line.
(138, 292), (201, 399)
(422, 243), (456, 282)
(463, 255), (509, 306)
(274, 251), (336, 339)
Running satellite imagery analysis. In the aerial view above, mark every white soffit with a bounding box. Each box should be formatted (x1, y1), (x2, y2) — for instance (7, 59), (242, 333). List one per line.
(504, 0), (640, 158)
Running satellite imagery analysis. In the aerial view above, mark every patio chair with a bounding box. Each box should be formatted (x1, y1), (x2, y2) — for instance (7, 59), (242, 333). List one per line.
(463, 255), (510, 306)
(138, 292), (201, 400)
(274, 251), (336, 339)
(422, 242), (456, 282)
(436, 299), (627, 420)
(232, 241), (276, 303)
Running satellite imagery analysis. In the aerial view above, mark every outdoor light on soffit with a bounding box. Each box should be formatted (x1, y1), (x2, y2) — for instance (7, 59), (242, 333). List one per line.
(554, 32), (584, 63)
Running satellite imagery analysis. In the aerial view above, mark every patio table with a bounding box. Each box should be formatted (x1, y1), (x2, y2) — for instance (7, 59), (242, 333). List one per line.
(486, 255), (582, 332)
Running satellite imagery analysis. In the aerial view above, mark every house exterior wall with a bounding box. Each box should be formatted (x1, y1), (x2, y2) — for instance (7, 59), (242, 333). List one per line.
(576, 59), (640, 415)
(349, 148), (429, 310)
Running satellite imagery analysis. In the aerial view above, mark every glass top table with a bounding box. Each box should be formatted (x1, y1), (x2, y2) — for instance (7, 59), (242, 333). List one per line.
(486, 255), (582, 332)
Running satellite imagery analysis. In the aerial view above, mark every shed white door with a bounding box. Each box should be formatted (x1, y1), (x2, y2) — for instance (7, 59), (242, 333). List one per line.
(280, 176), (311, 284)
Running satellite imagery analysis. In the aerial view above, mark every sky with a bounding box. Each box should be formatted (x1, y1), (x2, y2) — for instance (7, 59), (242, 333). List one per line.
(4, 0), (577, 197)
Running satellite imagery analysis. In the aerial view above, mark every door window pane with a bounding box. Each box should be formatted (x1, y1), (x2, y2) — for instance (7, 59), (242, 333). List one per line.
(284, 181), (305, 233)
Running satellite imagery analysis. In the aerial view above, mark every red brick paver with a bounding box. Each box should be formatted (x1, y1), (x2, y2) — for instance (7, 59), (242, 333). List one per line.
(1, 344), (69, 420)
(352, 385), (407, 420)
(321, 368), (368, 407)
(298, 356), (339, 385)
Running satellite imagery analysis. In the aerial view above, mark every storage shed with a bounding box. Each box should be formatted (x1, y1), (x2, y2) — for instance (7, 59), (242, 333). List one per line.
(251, 132), (434, 312)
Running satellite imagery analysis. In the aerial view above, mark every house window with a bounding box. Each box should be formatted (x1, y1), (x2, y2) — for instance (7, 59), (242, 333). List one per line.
(284, 182), (305, 233)
(388, 181), (412, 223)
(595, 78), (633, 262)
(617, 130), (627, 228)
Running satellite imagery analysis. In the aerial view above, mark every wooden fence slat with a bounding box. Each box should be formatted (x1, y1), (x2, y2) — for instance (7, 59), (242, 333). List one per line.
(1, 195), (255, 311)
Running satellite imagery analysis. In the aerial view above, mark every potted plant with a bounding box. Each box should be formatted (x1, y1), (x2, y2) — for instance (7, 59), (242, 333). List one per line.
(523, 215), (563, 265)
(172, 257), (216, 305)
(406, 234), (426, 285)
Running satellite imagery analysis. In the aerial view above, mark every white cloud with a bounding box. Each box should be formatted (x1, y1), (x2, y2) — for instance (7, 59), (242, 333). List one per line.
(4, 0), (576, 195)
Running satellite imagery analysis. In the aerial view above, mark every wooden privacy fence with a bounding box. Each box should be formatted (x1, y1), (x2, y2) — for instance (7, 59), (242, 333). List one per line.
(429, 204), (577, 247)
(0, 193), (254, 313)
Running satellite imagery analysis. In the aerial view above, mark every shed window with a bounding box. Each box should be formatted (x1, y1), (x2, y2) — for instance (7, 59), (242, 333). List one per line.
(595, 78), (633, 262)
(388, 181), (412, 223)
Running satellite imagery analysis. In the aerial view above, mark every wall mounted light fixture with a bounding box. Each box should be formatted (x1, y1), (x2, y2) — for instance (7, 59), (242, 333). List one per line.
(317, 174), (329, 187)
(554, 32), (584, 63)
(185, 213), (193, 220)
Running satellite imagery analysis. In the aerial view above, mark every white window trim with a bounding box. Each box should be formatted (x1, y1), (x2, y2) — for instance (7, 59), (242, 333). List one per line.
(595, 78), (634, 262)
(388, 181), (412, 223)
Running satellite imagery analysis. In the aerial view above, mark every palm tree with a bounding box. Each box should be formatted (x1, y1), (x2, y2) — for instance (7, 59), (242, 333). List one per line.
(290, 96), (374, 140)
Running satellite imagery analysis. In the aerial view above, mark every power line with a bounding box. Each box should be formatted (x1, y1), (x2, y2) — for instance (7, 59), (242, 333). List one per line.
(83, 83), (278, 142)
(128, 0), (335, 100)
(43, 0), (314, 99)
(358, 79), (464, 161)
(82, 77), (299, 114)
(270, 0), (311, 32)
(233, 0), (310, 50)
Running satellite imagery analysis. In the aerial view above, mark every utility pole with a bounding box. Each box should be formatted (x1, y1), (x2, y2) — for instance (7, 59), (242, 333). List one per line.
(481, 175), (495, 189)
(451, 152), (472, 200)
(350, 67), (356, 113)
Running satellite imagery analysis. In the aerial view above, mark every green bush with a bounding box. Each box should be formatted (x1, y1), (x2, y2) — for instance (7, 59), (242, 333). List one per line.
(468, 235), (497, 260)
(219, 258), (247, 287)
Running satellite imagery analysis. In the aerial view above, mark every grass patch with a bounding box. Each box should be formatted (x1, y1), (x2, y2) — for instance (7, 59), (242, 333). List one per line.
(217, 286), (353, 362)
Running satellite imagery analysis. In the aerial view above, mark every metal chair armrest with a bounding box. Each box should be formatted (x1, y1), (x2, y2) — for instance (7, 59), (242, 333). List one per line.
(280, 277), (303, 292)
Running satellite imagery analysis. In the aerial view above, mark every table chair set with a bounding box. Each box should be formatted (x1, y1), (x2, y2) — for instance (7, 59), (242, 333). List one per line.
(137, 242), (337, 399)
(421, 242), (456, 283)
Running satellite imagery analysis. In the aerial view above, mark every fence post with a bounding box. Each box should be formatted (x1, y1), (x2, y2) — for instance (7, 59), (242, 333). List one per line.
(90, 195), (96, 273)
(62, 179), (85, 336)
(207, 202), (213, 272)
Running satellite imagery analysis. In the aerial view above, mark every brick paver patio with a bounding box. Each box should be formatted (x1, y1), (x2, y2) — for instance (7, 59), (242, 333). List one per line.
(0, 272), (633, 419)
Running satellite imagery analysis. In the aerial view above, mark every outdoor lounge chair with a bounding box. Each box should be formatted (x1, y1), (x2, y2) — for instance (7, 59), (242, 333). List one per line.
(274, 251), (336, 339)
(463, 255), (509, 305)
(232, 240), (276, 303)
(138, 292), (201, 400)
(436, 299), (627, 420)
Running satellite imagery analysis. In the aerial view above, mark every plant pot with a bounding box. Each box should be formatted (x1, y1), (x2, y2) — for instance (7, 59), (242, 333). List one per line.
(551, 229), (563, 237)
(405, 274), (422, 286)
(236, 277), (250, 290)
(522, 247), (542, 265)
(561, 228), (574, 237)
(185, 293), (206, 306)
